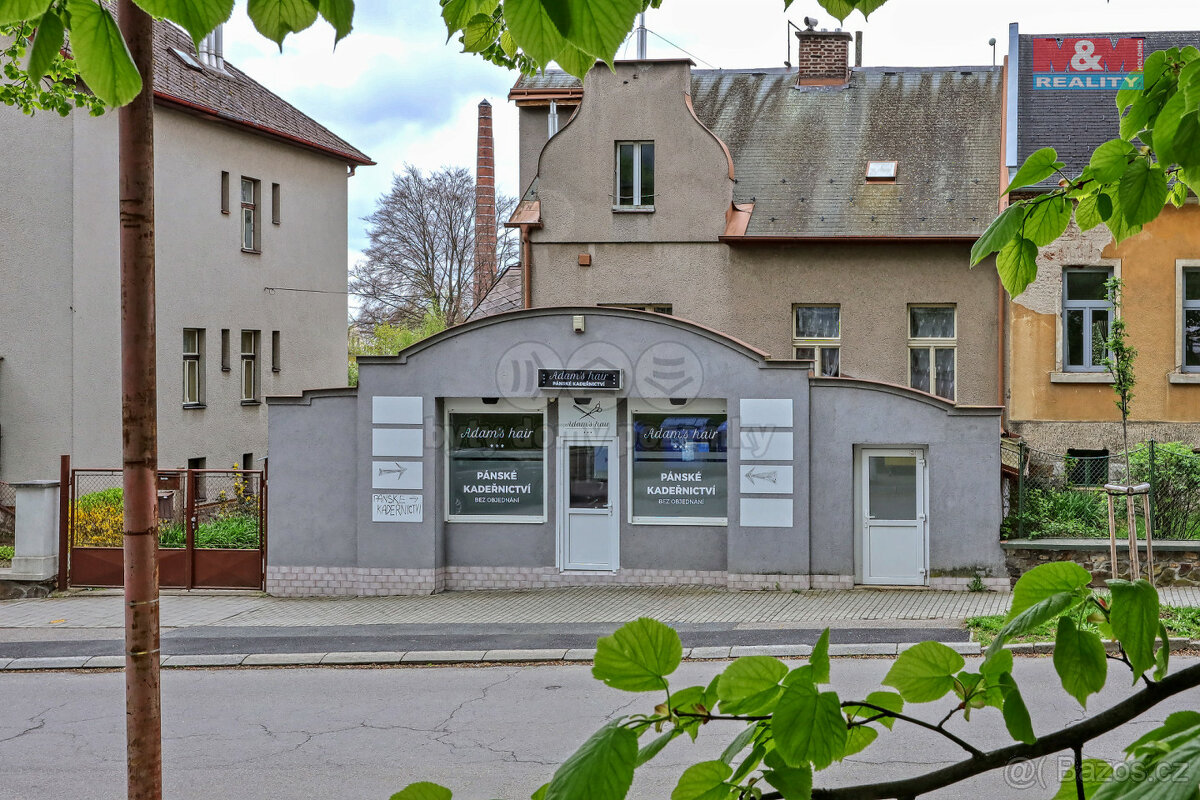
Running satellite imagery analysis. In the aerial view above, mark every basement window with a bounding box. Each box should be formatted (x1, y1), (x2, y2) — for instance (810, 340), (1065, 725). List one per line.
(866, 161), (898, 182)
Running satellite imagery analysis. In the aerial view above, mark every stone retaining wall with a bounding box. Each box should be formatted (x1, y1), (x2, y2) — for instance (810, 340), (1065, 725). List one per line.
(1003, 539), (1200, 587)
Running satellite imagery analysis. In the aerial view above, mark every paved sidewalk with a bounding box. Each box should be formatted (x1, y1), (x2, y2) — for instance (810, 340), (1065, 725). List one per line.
(0, 586), (1026, 629)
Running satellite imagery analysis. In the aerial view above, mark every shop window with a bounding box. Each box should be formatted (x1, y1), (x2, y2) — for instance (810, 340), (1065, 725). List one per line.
(1183, 268), (1200, 372)
(1066, 448), (1109, 487)
(630, 404), (728, 524)
(446, 404), (546, 521)
(793, 304), (840, 377)
(1063, 269), (1112, 371)
(614, 141), (654, 209)
(908, 305), (956, 401)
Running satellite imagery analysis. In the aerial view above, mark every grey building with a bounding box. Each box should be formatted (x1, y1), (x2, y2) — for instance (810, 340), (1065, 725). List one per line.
(496, 29), (1006, 409)
(267, 307), (1005, 595)
(0, 21), (371, 483)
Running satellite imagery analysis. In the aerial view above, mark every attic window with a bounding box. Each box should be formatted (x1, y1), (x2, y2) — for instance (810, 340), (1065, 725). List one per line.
(172, 48), (203, 71)
(866, 161), (898, 182)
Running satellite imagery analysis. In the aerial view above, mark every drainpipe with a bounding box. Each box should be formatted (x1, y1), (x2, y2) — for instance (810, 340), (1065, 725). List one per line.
(521, 224), (533, 308)
(997, 53), (1012, 431)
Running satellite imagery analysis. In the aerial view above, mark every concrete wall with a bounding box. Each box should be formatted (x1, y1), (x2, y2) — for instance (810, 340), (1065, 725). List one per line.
(0, 104), (351, 481)
(531, 241), (1002, 406)
(1009, 207), (1200, 452)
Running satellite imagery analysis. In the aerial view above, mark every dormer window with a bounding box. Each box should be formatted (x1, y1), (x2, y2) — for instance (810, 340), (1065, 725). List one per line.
(866, 161), (898, 182)
(614, 141), (655, 211)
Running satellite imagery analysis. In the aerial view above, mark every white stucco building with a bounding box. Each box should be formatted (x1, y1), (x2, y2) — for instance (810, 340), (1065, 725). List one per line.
(0, 21), (372, 482)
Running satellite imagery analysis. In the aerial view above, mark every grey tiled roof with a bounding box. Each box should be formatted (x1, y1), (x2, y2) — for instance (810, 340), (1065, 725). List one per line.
(466, 264), (524, 321)
(152, 20), (371, 165)
(1017, 31), (1200, 189)
(514, 66), (1003, 237)
(512, 71), (588, 91)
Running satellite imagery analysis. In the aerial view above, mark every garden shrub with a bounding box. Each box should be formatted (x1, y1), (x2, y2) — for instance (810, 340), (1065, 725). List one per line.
(1130, 442), (1200, 540)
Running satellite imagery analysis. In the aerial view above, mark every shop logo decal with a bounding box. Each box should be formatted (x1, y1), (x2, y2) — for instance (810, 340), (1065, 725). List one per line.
(644, 355), (694, 395)
(573, 402), (604, 419)
(1032, 37), (1144, 91)
(744, 467), (779, 486)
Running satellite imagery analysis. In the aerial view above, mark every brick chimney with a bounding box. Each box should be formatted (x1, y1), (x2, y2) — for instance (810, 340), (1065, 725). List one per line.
(473, 99), (497, 307)
(795, 28), (852, 86)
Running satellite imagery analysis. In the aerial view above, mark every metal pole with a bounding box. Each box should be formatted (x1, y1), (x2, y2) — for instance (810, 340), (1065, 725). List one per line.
(58, 454), (70, 590)
(1017, 441), (1026, 539)
(117, 2), (162, 797)
(1148, 439), (1157, 535)
(636, 12), (647, 59)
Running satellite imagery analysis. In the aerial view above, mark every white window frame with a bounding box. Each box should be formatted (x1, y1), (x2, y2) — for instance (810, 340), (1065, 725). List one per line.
(240, 330), (259, 402)
(443, 398), (548, 524)
(241, 177), (260, 252)
(907, 304), (957, 402)
(1062, 268), (1113, 372)
(613, 141), (654, 210)
(792, 304), (841, 377)
(627, 399), (728, 527)
(182, 328), (204, 407)
(1180, 262), (1200, 374)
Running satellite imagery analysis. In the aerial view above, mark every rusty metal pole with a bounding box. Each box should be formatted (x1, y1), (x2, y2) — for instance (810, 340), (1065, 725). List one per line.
(117, 2), (163, 798)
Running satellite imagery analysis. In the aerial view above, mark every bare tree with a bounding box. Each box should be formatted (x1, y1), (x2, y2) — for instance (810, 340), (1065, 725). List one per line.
(351, 164), (517, 327)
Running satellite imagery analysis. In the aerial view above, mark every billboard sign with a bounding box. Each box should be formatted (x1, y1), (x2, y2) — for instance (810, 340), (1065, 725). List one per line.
(1032, 37), (1145, 90)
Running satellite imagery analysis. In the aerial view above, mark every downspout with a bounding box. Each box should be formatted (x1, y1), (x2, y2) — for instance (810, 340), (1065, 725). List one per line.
(997, 53), (1012, 432)
(521, 224), (533, 308)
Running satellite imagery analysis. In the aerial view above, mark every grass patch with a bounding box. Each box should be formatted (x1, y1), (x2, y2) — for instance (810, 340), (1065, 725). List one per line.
(967, 606), (1200, 647)
(158, 514), (259, 549)
(0, 543), (13, 566)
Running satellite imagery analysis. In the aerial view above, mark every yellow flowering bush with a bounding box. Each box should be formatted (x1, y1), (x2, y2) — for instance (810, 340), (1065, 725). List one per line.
(74, 488), (124, 547)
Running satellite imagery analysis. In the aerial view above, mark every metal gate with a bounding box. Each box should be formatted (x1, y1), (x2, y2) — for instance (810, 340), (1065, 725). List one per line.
(66, 467), (267, 590)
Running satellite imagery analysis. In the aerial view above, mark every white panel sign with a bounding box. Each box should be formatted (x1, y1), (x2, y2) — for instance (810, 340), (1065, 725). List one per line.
(372, 493), (423, 522)
(372, 428), (423, 457)
(739, 465), (793, 495)
(740, 497), (794, 528)
(373, 396), (423, 425)
(372, 460), (424, 490)
(739, 430), (794, 462)
(557, 399), (617, 440)
(739, 399), (793, 429)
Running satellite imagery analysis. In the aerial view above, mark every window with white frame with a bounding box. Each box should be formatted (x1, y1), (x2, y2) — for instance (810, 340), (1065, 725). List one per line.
(1183, 269), (1200, 372)
(908, 305), (956, 401)
(629, 401), (728, 524)
(240, 177), (260, 251)
(240, 330), (259, 402)
(183, 328), (204, 406)
(793, 305), (840, 377)
(1063, 269), (1112, 371)
(614, 141), (654, 209)
(601, 303), (673, 315)
(445, 401), (546, 522)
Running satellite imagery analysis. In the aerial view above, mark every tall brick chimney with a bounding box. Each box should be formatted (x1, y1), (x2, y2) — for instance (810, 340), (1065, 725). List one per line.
(795, 28), (852, 86)
(473, 99), (497, 307)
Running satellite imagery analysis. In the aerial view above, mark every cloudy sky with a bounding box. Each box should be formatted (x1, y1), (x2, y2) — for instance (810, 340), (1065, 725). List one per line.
(221, 1), (1198, 273)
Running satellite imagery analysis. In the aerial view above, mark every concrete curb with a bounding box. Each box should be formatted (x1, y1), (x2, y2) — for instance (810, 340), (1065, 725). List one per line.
(1002, 638), (1196, 656)
(0, 642), (988, 671)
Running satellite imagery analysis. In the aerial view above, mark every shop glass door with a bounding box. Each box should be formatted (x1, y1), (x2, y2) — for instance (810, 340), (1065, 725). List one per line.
(560, 442), (618, 570)
(861, 449), (927, 585)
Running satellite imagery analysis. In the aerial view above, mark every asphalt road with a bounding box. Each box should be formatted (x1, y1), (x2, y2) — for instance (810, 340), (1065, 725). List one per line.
(2, 657), (1195, 799)
(0, 621), (969, 659)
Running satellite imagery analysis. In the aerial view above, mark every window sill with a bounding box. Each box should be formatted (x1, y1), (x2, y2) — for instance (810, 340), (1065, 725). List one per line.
(221, 367), (232, 373)
(271, 368), (281, 374)
(241, 248), (261, 255)
(612, 205), (655, 214)
(1050, 372), (1114, 384)
(182, 403), (206, 410)
(240, 399), (262, 406)
(1168, 372), (1200, 384)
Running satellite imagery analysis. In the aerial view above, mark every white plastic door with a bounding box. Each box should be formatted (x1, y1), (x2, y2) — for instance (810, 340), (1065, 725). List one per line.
(861, 449), (927, 585)
(560, 441), (619, 570)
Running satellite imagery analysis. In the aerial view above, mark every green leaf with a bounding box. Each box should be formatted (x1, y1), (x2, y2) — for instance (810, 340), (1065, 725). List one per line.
(499, 28), (517, 57)
(1155, 622), (1170, 681)
(718, 723), (759, 765)
(817, 0), (855, 20)
(1125, 711), (1200, 757)
(998, 673), (1036, 744)
(1120, 94), (1158, 142)
(531, 783), (548, 800)
(729, 742), (766, 785)
(843, 690), (903, 730)
(1090, 139), (1136, 183)
(1169, 179), (1189, 208)
(547, 0), (642, 62)
(1024, 195), (1072, 247)
(246, 0), (319, 46)
(441, 0), (497, 32)
(318, 0), (353, 43)
(462, 13), (500, 52)
(553, 41), (595, 80)
(1118, 159), (1169, 226)
(132, 0), (233, 49)
(996, 237), (1039, 298)
(0, 0), (50, 25)
(1108, 579), (1159, 681)
(1152, 87), (1200, 169)
(636, 728), (680, 767)
(980, 647), (1013, 680)
(762, 751), (813, 800)
(390, 783), (453, 800)
(1094, 723), (1200, 800)
(1007, 147), (1064, 194)
(1049, 759), (1113, 800)
(1103, 190), (1144, 244)
(26, 7), (64, 83)
(1053, 617), (1107, 708)
(772, 677), (847, 769)
(1008, 562), (1093, 621)
(593, 617), (682, 692)
(717, 656), (787, 715)
(882, 642), (964, 704)
(842, 724), (878, 757)
(1181, 59), (1200, 107)
(970, 203), (1024, 266)
(671, 761), (733, 800)
(1076, 194), (1105, 232)
(545, 723), (638, 800)
(65, 0), (142, 107)
(810, 628), (831, 684)
(502, 0), (565, 68)
(987, 589), (1090, 659)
